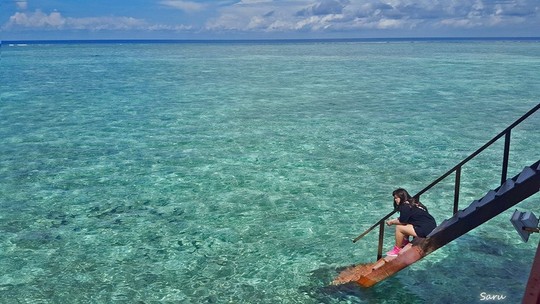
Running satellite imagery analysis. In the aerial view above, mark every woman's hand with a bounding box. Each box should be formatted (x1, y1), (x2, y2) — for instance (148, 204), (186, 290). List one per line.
(386, 218), (400, 226)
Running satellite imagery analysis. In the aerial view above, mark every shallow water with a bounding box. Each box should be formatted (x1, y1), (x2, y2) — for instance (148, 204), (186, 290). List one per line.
(0, 40), (539, 303)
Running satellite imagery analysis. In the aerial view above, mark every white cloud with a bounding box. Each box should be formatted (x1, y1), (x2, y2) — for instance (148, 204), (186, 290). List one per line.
(438, 18), (480, 28)
(205, 0), (413, 32)
(204, 0), (539, 33)
(238, 0), (274, 4)
(377, 18), (405, 29)
(206, 1), (309, 31)
(2, 0), (538, 36)
(160, 0), (207, 12)
(2, 10), (175, 31)
(16, 0), (28, 10)
(6, 10), (65, 28)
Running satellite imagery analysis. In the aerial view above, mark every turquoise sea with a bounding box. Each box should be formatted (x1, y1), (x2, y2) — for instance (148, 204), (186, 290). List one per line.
(1, 39), (539, 303)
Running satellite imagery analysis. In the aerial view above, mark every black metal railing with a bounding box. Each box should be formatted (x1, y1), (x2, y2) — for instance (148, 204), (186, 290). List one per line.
(353, 103), (540, 260)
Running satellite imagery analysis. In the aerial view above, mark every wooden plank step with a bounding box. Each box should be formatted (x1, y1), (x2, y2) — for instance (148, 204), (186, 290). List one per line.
(332, 243), (421, 287)
(357, 243), (424, 287)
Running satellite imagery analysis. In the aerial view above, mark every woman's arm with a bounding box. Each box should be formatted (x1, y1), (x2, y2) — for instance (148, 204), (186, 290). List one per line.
(386, 218), (403, 226)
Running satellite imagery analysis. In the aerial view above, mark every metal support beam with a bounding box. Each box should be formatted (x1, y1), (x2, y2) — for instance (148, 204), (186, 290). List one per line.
(454, 166), (461, 214)
(377, 222), (384, 260)
(502, 131), (511, 185)
(523, 241), (540, 304)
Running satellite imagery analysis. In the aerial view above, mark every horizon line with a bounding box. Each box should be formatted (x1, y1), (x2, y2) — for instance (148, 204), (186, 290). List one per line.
(2, 36), (540, 45)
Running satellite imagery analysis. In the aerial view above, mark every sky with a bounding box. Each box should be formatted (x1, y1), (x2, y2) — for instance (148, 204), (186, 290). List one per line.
(1, 0), (539, 40)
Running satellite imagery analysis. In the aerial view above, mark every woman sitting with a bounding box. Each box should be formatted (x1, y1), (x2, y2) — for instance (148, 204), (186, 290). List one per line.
(385, 188), (437, 256)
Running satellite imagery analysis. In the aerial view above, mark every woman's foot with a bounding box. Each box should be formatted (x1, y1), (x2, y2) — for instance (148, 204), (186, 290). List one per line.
(385, 246), (401, 257)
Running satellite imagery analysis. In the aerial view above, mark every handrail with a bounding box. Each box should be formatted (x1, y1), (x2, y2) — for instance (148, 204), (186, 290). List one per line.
(415, 102), (540, 199)
(353, 103), (540, 260)
(352, 209), (397, 243)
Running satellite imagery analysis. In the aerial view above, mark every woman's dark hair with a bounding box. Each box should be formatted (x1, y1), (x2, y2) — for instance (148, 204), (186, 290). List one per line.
(392, 188), (429, 212)
(392, 188), (411, 210)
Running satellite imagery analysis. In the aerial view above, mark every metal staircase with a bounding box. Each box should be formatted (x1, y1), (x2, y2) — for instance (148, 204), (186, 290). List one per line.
(335, 103), (540, 294)
(339, 160), (539, 288)
(424, 160), (540, 254)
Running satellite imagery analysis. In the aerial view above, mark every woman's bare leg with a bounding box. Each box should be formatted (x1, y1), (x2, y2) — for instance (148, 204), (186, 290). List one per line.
(395, 224), (417, 247)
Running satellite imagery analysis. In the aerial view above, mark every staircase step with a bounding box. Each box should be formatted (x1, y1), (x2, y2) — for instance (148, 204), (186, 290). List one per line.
(445, 213), (461, 225)
(458, 202), (479, 219)
(478, 190), (497, 207)
(516, 166), (537, 184)
(496, 179), (515, 196)
(428, 219), (448, 236)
